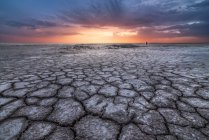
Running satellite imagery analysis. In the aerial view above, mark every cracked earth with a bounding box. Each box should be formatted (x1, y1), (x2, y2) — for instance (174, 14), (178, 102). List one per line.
(0, 44), (209, 140)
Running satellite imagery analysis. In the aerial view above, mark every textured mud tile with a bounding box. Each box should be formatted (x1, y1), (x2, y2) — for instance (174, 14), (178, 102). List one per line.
(52, 71), (65, 76)
(130, 102), (148, 112)
(74, 90), (89, 101)
(0, 99), (24, 121)
(126, 79), (147, 91)
(176, 101), (195, 112)
(84, 94), (109, 114)
(72, 80), (89, 87)
(45, 127), (74, 140)
(181, 97), (209, 109)
(114, 96), (133, 104)
(122, 75), (137, 80)
(75, 115), (119, 140)
(48, 99), (85, 125)
(13, 105), (52, 120)
(77, 74), (86, 79)
(200, 124), (209, 136)
(79, 85), (100, 96)
(136, 110), (168, 135)
(100, 73), (112, 78)
(0, 118), (28, 140)
(119, 124), (155, 140)
(35, 81), (50, 89)
(159, 108), (189, 126)
(30, 80), (42, 84)
(160, 79), (172, 85)
(66, 74), (77, 79)
(38, 98), (57, 106)
(103, 102), (131, 123)
(56, 78), (73, 85)
(140, 92), (154, 100)
(0, 97), (15, 106)
(196, 88), (209, 99)
(58, 86), (74, 98)
(150, 75), (164, 81)
(20, 122), (56, 140)
(163, 86), (182, 96)
(119, 89), (137, 97)
(155, 90), (178, 101)
(155, 85), (172, 90)
(44, 76), (56, 81)
(0, 82), (11, 93)
(106, 77), (122, 83)
(63, 68), (73, 72)
(131, 97), (155, 110)
(141, 78), (158, 85)
(21, 75), (40, 82)
(118, 83), (132, 89)
(25, 97), (40, 105)
(157, 135), (177, 140)
(2, 89), (29, 97)
(173, 84), (197, 97)
(91, 79), (106, 85)
(98, 84), (117, 97)
(151, 96), (176, 108)
(137, 85), (155, 92)
(181, 112), (207, 127)
(102, 67), (115, 72)
(14, 82), (31, 89)
(197, 108), (209, 119)
(171, 77), (193, 84)
(29, 84), (59, 97)
(169, 124), (208, 140)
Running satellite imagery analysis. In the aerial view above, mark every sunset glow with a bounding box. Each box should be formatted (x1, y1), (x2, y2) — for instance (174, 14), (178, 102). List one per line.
(0, 0), (209, 43)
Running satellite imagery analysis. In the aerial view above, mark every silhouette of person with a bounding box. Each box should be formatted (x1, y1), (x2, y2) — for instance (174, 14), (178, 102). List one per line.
(146, 42), (148, 45)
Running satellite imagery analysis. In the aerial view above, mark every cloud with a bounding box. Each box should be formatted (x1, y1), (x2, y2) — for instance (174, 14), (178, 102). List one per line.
(0, 0), (209, 42)
(160, 22), (209, 37)
(5, 19), (71, 30)
(59, 0), (209, 29)
(61, 0), (125, 27)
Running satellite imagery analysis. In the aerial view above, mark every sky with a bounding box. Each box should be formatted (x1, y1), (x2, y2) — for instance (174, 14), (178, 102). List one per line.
(0, 0), (209, 43)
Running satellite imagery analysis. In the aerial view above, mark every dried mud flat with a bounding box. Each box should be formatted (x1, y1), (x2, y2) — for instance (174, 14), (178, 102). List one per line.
(1, 44), (209, 140)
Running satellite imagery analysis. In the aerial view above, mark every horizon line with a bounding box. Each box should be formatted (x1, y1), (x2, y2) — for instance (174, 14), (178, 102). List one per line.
(1, 42), (209, 46)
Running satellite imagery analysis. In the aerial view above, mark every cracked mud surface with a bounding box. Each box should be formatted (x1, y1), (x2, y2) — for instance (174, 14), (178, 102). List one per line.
(1, 44), (209, 140)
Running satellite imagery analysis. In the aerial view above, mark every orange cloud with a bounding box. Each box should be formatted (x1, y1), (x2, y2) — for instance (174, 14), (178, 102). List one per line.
(1, 25), (208, 44)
